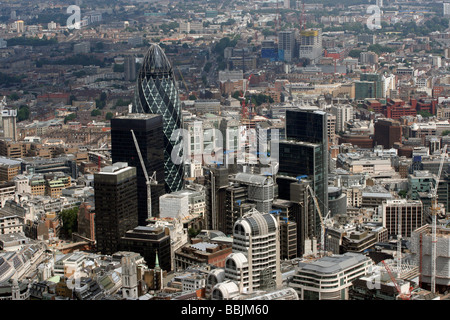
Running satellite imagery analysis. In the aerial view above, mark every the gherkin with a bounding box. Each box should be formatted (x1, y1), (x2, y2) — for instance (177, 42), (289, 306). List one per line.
(133, 44), (183, 193)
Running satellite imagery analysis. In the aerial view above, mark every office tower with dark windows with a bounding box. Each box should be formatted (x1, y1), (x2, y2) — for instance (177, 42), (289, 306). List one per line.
(204, 166), (229, 233)
(111, 114), (165, 224)
(94, 163), (138, 255)
(124, 55), (136, 82)
(120, 225), (171, 271)
(279, 109), (328, 240)
(133, 43), (184, 193)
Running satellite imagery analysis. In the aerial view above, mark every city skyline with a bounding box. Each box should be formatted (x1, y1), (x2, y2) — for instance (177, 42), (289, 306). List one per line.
(0, 0), (449, 305)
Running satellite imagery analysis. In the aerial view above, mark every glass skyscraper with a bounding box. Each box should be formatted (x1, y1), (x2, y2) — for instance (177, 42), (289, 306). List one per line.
(279, 108), (329, 237)
(133, 43), (184, 193)
(111, 114), (165, 224)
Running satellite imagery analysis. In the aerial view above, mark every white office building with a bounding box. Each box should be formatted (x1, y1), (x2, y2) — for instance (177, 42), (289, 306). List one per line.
(289, 252), (372, 300)
(210, 209), (282, 299)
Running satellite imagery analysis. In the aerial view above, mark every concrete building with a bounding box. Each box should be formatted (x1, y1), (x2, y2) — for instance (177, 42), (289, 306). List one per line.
(73, 42), (90, 54)
(374, 119), (402, 149)
(329, 104), (353, 133)
(2, 110), (17, 141)
(328, 186), (347, 217)
(289, 252), (372, 300)
(209, 209), (282, 299)
(299, 29), (323, 64)
(278, 30), (296, 62)
(159, 193), (189, 220)
(381, 199), (424, 239)
(174, 241), (232, 271)
(120, 225), (171, 271)
(124, 56), (136, 82)
(231, 172), (274, 214)
(410, 224), (450, 290)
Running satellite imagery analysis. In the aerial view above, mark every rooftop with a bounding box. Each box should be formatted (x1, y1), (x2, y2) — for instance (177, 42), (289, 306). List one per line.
(297, 252), (370, 275)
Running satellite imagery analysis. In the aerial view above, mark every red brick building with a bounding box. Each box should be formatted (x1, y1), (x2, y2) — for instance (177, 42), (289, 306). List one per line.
(410, 98), (437, 115)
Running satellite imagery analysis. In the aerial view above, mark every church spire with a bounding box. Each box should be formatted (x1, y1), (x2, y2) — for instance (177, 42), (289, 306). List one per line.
(154, 250), (160, 270)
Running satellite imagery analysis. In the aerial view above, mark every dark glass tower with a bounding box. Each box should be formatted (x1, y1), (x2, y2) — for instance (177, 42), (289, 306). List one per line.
(94, 163), (138, 255)
(279, 109), (328, 236)
(133, 44), (184, 193)
(111, 114), (165, 224)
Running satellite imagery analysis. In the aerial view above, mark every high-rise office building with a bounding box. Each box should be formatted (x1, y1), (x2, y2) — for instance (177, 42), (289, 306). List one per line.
(204, 166), (229, 233)
(381, 199), (423, 238)
(278, 30), (296, 62)
(299, 28), (323, 64)
(329, 104), (353, 134)
(94, 163), (138, 255)
(110, 114), (165, 224)
(360, 51), (379, 65)
(210, 209), (282, 298)
(2, 109), (17, 141)
(355, 73), (383, 101)
(133, 43), (184, 193)
(16, 20), (24, 34)
(124, 55), (136, 82)
(444, 2), (450, 16)
(282, 109), (329, 221)
(374, 118), (402, 149)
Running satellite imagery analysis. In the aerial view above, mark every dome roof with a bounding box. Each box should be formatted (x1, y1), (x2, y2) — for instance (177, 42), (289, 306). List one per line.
(140, 43), (173, 76)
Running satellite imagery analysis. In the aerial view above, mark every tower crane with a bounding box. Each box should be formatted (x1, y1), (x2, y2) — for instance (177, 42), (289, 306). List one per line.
(381, 260), (412, 300)
(240, 74), (253, 121)
(131, 129), (157, 221)
(305, 184), (329, 256)
(176, 66), (192, 98)
(429, 144), (447, 294)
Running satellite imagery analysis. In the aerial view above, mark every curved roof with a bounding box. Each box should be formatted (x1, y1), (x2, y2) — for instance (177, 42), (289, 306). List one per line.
(140, 44), (173, 76)
(238, 209), (277, 236)
(226, 252), (248, 269)
(212, 281), (240, 300)
(234, 173), (273, 186)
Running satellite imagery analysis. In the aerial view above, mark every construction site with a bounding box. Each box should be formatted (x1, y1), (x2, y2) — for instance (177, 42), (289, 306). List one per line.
(410, 224), (450, 293)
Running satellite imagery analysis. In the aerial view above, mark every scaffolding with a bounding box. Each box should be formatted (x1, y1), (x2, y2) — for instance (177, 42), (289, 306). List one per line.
(410, 224), (450, 289)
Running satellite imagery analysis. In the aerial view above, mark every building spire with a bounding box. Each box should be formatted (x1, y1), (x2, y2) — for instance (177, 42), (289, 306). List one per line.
(154, 250), (160, 270)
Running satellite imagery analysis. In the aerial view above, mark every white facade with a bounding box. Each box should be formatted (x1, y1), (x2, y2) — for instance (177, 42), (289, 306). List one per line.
(212, 209), (282, 298)
(330, 105), (353, 133)
(289, 253), (372, 300)
(159, 193), (189, 219)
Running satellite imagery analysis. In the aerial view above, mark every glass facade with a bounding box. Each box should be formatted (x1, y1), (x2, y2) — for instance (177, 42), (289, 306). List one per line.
(281, 109), (329, 236)
(133, 44), (184, 193)
(111, 114), (165, 224)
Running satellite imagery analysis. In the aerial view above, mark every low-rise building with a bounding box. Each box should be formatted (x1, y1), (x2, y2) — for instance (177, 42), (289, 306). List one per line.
(289, 252), (372, 300)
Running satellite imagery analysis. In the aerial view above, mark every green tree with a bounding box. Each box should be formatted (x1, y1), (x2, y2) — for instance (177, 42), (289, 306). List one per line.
(17, 105), (30, 122)
(348, 49), (363, 58)
(232, 91), (242, 100)
(105, 112), (114, 120)
(60, 207), (79, 238)
(188, 227), (200, 238)
(8, 93), (20, 101)
(64, 113), (76, 124)
(91, 109), (101, 117)
(398, 190), (407, 199)
(418, 110), (432, 118)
